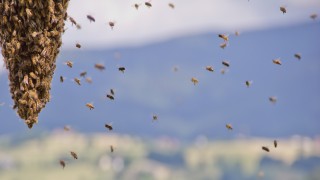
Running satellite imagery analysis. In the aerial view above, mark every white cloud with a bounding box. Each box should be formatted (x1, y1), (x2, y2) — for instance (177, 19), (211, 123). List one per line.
(61, 0), (320, 49)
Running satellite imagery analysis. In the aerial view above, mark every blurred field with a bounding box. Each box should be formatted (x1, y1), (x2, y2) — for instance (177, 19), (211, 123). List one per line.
(0, 132), (319, 180)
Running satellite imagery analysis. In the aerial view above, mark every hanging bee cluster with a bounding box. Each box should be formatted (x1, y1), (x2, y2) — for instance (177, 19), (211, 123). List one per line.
(0, 0), (69, 128)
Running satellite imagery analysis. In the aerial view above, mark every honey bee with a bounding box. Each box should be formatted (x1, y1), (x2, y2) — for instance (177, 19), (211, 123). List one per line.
(118, 67), (125, 73)
(76, 43), (81, 48)
(108, 21), (115, 30)
(294, 53), (301, 60)
(105, 123), (113, 131)
(64, 125), (70, 131)
(191, 77), (199, 85)
(235, 31), (240, 36)
(220, 42), (227, 49)
(133, 3), (141, 10)
(65, 61), (73, 68)
(110, 89), (115, 95)
(218, 34), (229, 41)
(110, 145), (114, 152)
(80, 71), (87, 77)
(94, 64), (105, 71)
(74, 78), (81, 85)
(86, 77), (93, 84)
(29, 72), (38, 80)
(226, 124), (233, 130)
(310, 13), (317, 20)
(69, 16), (77, 26)
(245, 80), (252, 87)
(87, 15), (95, 22)
(59, 160), (66, 169)
(23, 75), (29, 85)
(206, 66), (214, 72)
(262, 146), (270, 152)
(222, 61), (230, 67)
(145, 1), (152, 8)
(272, 58), (281, 65)
(280, 6), (286, 14)
(106, 94), (114, 100)
(70, 151), (78, 159)
(152, 115), (158, 121)
(168, 3), (175, 9)
(86, 103), (94, 110)
(269, 96), (277, 103)
(25, 8), (33, 18)
(60, 76), (64, 83)
(274, 140), (278, 148)
(173, 66), (179, 72)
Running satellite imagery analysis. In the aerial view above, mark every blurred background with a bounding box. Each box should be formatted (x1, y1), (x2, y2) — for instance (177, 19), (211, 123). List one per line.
(0, 0), (320, 179)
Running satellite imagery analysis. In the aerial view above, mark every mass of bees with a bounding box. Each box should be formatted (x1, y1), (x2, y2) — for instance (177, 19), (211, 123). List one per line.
(0, 0), (317, 171)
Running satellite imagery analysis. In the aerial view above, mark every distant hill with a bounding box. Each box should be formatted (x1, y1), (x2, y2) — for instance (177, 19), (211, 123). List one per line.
(1, 22), (319, 139)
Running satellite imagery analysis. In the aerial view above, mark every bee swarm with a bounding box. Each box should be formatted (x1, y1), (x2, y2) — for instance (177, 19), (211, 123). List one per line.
(0, 0), (69, 128)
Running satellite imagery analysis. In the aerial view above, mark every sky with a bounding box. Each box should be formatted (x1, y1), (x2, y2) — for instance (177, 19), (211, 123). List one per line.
(0, 0), (319, 74)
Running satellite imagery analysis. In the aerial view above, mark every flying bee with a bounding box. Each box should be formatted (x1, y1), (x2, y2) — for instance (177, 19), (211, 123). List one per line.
(94, 64), (105, 71)
(110, 89), (115, 95)
(145, 1), (152, 8)
(218, 34), (229, 41)
(76, 43), (81, 48)
(59, 160), (66, 169)
(74, 78), (81, 85)
(269, 96), (277, 104)
(235, 31), (240, 36)
(280, 6), (286, 14)
(245, 80), (253, 87)
(206, 66), (214, 72)
(191, 77), (199, 85)
(294, 53), (301, 60)
(168, 3), (175, 9)
(310, 13), (317, 20)
(222, 61), (230, 67)
(110, 145), (114, 152)
(173, 66), (179, 72)
(133, 3), (141, 10)
(80, 71), (87, 77)
(86, 77), (93, 84)
(272, 58), (282, 65)
(118, 67), (126, 73)
(86, 103), (94, 110)
(274, 140), (278, 148)
(69, 16), (77, 26)
(70, 151), (78, 159)
(64, 125), (71, 131)
(87, 15), (95, 22)
(108, 21), (115, 30)
(105, 123), (113, 131)
(76, 24), (81, 30)
(262, 146), (270, 152)
(152, 114), (158, 121)
(226, 124), (233, 130)
(106, 94), (114, 100)
(65, 61), (73, 68)
(220, 42), (227, 49)
(60, 76), (64, 83)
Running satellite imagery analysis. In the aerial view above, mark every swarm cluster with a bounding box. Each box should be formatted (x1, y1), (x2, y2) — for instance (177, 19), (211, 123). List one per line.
(0, 0), (69, 128)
